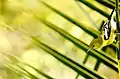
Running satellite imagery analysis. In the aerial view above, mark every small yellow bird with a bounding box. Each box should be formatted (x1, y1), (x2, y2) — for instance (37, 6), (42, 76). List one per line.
(87, 9), (117, 52)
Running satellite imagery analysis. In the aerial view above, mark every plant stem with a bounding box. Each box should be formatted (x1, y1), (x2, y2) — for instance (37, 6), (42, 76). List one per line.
(116, 0), (120, 78)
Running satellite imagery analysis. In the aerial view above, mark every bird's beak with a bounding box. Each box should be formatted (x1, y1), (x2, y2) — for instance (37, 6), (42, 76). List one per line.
(87, 45), (94, 52)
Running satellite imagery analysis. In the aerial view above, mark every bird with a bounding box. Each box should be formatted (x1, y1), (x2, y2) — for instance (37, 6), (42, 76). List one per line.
(87, 8), (117, 52)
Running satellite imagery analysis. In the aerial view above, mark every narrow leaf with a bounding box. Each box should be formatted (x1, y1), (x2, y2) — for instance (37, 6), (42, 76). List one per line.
(5, 64), (35, 79)
(17, 65), (40, 79)
(31, 36), (107, 79)
(76, 0), (109, 18)
(2, 52), (55, 79)
(95, 0), (115, 9)
(25, 64), (54, 79)
(38, 0), (117, 48)
(39, 19), (118, 72)
(39, 0), (99, 38)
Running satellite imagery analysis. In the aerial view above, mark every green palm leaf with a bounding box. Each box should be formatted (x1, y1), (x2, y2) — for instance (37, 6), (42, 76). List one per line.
(38, 0), (117, 49)
(31, 36), (107, 79)
(38, 19), (118, 72)
(1, 0), (119, 78)
(76, 0), (109, 18)
(3, 53), (55, 79)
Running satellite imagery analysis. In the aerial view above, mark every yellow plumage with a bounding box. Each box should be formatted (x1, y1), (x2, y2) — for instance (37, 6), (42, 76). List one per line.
(88, 9), (116, 52)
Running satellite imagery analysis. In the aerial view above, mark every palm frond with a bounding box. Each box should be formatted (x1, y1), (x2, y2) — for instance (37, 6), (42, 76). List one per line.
(31, 36), (107, 79)
(38, 0), (117, 49)
(38, 19), (118, 72)
(39, 0), (99, 38)
(95, 0), (120, 9)
(1, 0), (119, 78)
(3, 53), (55, 79)
(76, 0), (109, 18)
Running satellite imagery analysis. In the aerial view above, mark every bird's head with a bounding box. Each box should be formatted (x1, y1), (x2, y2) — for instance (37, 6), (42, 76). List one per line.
(87, 37), (103, 52)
